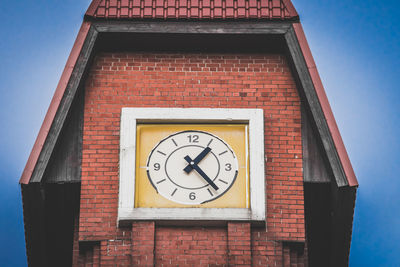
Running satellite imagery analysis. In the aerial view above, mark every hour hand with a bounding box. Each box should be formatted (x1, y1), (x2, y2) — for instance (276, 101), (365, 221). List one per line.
(183, 147), (211, 173)
(184, 156), (219, 190)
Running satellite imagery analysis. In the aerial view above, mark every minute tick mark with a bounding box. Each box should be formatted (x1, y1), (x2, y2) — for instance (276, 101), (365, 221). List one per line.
(171, 188), (177, 196)
(207, 188), (214, 196)
(157, 150), (166, 156)
(172, 138), (178, 147)
(218, 150), (228, 156)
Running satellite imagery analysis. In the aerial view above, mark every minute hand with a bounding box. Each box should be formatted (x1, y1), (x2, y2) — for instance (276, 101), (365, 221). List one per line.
(184, 156), (219, 190)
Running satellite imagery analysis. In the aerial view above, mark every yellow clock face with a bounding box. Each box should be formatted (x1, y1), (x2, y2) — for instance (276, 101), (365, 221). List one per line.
(135, 124), (249, 208)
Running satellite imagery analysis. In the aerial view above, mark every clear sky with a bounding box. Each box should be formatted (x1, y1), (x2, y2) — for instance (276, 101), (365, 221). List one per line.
(0, 0), (399, 266)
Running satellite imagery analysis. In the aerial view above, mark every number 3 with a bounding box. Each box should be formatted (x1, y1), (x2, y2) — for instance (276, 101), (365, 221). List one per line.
(225, 163), (232, 171)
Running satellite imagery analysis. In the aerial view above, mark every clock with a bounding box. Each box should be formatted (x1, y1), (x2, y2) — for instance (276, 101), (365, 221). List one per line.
(118, 108), (265, 222)
(146, 130), (239, 205)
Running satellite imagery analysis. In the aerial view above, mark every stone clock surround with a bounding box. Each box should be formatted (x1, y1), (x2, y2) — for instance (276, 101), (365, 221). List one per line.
(118, 108), (265, 224)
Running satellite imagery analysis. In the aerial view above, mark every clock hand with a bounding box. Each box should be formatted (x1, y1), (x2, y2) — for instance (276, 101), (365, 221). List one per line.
(183, 147), (212, 173)
(184, 156), (219, 190)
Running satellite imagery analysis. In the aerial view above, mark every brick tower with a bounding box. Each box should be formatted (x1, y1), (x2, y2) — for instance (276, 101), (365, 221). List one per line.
(20, 1), (358, 266)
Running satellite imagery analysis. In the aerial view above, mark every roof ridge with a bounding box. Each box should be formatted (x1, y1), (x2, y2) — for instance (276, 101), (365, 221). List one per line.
(84, 0), (299, 20)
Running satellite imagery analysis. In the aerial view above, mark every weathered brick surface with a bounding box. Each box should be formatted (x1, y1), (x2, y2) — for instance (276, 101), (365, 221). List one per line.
(132, 222), (155, 266)
(228, 222), (251, 266)
(156, 226), (227, 266)
(77, 52), (305, 265)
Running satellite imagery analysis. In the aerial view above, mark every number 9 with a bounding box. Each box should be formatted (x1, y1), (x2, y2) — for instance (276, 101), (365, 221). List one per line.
(154, 163), (160, 171)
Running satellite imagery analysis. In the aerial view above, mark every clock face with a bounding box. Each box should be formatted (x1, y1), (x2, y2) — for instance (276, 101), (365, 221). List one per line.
(146, 130), (239, 205)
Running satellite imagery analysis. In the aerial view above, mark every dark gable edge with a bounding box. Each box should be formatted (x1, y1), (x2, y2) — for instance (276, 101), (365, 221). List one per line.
(20, 22), (92, 185)
(284, 26), (349, 187)
(30, 26), (98, 183)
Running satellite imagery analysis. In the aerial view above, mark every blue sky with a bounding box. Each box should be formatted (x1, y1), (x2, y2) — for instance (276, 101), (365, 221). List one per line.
(0, 0), (399, 266)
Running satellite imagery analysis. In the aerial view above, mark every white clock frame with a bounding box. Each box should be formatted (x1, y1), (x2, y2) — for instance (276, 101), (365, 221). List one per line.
(118, 108), (265, 224)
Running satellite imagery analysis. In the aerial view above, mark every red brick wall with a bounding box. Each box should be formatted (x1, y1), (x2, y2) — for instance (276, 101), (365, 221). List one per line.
(77, 52), (305, 266)
(156, 226), (228, 266)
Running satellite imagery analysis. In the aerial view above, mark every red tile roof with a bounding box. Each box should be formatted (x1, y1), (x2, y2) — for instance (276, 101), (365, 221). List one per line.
(85, 0), (298, 20)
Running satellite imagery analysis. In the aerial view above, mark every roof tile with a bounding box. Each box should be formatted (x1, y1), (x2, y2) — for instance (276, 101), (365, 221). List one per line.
(86, 0), (298, 20)
(121, 7), (129, 16)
